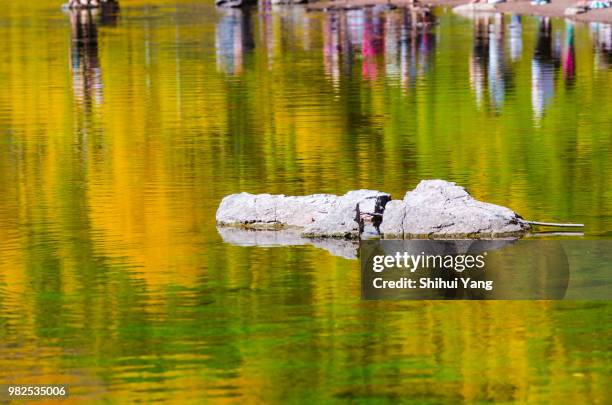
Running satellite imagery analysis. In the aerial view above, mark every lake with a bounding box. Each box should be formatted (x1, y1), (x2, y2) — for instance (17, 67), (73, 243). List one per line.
(0, 1), (610, 403)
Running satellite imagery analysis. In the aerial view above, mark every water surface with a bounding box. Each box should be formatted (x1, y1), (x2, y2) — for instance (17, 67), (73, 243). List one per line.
(0, 1), (610, 403)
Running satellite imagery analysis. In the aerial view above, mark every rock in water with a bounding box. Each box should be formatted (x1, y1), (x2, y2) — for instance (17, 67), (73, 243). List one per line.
(380, 180), (530, 238)
(216, 190), (391, 239)
(301, 190), (392, 238)
(217, 180), (530, 240)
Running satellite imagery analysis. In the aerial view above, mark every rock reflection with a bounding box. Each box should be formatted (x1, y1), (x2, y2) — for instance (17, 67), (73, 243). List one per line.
(217, 227), (359, 259)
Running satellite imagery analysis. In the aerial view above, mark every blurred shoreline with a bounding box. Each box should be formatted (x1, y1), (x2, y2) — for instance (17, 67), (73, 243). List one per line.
(305, 0), (612, 23)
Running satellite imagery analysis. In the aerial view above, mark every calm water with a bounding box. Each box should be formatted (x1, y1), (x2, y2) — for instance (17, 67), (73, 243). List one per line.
(0, 1), (611, 403)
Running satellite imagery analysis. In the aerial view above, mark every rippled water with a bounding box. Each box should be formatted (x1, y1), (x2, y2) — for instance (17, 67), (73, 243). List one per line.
(0, 1), (610, 403)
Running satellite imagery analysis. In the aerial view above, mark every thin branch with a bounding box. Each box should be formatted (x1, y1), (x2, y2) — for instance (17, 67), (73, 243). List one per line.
(525, 220), (584, 228)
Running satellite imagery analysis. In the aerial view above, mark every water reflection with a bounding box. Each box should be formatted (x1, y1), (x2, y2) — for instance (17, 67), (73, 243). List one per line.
(398, 8), (436, 88)
(258, 0), (275, 69)
(470, 14), (505, 111)
(217, 227), (359, 259)
(361, 7), (385, 80)
(69, 3), (119, 106)
(323, 12), (343, 86)
(215, 7), (254, 75)
(509, 14), (523, 62)
(70, 9), (103, 110)
(591, 22), (612, 68)
(214, 7), (610, 115)
(489, 14), (509, 110)
(531, 18), (559, 122)
(563, 21), (576, 86)
(69, 4), (119, 144)
(320, 6), (436, 87)
(0, 3), (611, 402)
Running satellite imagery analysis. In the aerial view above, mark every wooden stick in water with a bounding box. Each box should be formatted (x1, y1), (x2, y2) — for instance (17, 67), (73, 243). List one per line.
(525, 220), (584, 228)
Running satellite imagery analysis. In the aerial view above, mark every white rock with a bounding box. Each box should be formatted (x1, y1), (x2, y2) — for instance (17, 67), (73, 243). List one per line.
(378, 200), (406, 238)
(380, 180), (529, 238)
(217, 180), (530, 240)
(216, 190), (391, 238)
